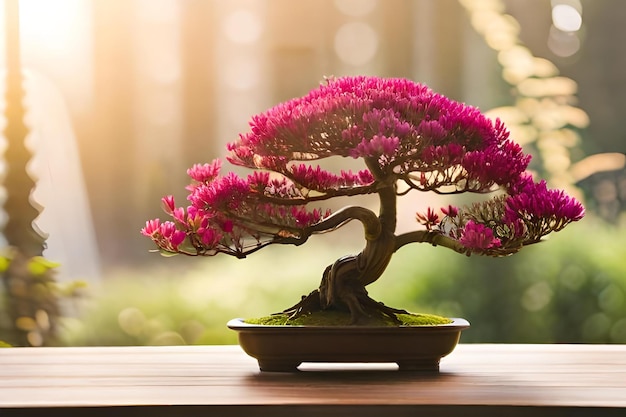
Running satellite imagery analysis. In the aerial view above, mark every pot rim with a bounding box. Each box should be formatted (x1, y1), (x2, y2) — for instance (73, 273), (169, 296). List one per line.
(227, 317), (470, 331)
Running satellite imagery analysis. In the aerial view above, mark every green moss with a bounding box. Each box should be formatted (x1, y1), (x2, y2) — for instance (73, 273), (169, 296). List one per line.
(245, 310), (452, 326)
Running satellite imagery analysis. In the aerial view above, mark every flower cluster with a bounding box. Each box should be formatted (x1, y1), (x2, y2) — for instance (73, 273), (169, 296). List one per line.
(504, 176), (585, 237)
(416, 175), (584, 256)
(141, 218), (186, 252)
(187, 159), (221, 185)
(288, 164), (375, 193)
(458, 221), (502, 251)
(143, 76), (584, 261)
(142, 160), (330, 256)
(228, 76), (529, 193)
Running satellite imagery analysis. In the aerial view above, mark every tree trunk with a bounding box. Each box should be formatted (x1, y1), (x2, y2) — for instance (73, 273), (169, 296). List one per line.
(282, 184), (406, 324)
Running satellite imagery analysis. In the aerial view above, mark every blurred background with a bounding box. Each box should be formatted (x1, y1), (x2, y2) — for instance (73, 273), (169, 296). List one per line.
(1, 0), (625, 347)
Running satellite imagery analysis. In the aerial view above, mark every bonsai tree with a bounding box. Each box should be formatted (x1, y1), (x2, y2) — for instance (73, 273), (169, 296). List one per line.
(142, 76), (584, 325)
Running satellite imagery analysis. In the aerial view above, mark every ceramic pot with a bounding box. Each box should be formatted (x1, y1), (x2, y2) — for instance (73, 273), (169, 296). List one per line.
(228, 317), (469, 372)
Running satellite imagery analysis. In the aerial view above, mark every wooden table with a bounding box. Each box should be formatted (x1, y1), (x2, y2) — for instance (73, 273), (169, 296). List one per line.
(1, 344), (625, 416)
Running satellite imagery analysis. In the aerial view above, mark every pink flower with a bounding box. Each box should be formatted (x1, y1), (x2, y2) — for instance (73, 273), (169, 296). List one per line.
(504, 180), (585, 226)
(141, 219), (186, 252)
(461, 140), (530, 191)
(441, 205), (458, 217)
(198, 227), (221, 247)
(161, 196), (176, 214)
(141, 219), (161, 237)
(420, 143), (465, 167)
(221, 219), (234, 233)
(287, 164), (374, 191)
(357, 169), (375, 184)
(184, 205), (207, 230)
(416, 120), (446, 143)
(507, 171), (535, 195)
(159, 221), (186, 248)
(189, 172), (250, 212)
(350, 135), (401, 159)
(172, 207), (186, 224)
(187, 159), (221, 183)
(416, 208), (440, 230)
(292, 206), (325, 227)
(459, 221), (502, 251)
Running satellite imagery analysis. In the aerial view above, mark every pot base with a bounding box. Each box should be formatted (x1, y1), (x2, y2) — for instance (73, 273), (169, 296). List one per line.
(256, 358), (441, 372)
(228, 317), (470, 372)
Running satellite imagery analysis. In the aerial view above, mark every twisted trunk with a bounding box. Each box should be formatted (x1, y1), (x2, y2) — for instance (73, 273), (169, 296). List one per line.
(316, 187), (397, 322)
(282, 176), (406, 323)
(280, 158), (468, 323)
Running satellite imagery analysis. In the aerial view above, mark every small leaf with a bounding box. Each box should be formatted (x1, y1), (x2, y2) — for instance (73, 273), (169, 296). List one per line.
(27, 256), (61, 276)
(0, 257), (10, 273)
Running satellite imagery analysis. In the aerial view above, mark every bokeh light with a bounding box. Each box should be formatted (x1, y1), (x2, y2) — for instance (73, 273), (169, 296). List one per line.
(222, 9), (263, 44)
(548, 0), (583, 57)
(334, 22), (379, 66)
(552, 3), (582, 32)
(333, 0), (378, 17)
(548, 25), (581, 57)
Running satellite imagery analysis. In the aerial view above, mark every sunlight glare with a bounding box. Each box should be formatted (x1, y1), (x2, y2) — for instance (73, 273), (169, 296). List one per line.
(19, 0), (90, 58)
(13, 0), (93, 111)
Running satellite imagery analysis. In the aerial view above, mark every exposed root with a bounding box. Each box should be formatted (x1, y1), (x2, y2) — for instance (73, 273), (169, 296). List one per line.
(274, 287), (410, 325)
(355, 294), (410, 324)
(275, 290), (322, 320)
(275, 237), (409, 325)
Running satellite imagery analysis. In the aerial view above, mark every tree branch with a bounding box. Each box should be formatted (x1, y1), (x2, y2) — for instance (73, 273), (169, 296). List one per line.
(255, 183), (378, 206)
(307, 206), (381, 240)
(394, 230), (468, 255)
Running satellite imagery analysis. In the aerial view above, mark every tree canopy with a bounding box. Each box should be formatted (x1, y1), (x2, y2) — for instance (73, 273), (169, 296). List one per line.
(143, 76), (583, 260)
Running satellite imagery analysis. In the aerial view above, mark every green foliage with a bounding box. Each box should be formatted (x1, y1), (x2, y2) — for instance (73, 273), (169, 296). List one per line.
(60, 243), (334, 346)
(26, 257), (62, 276)
(0, 251), (80, 346)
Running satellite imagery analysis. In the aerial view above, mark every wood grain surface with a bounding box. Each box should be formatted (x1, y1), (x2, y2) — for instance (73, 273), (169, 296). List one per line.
(1, 344), (625, 416)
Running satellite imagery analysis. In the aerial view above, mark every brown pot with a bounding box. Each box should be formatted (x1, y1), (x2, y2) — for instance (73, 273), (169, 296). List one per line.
(227, 317), (469, 372)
